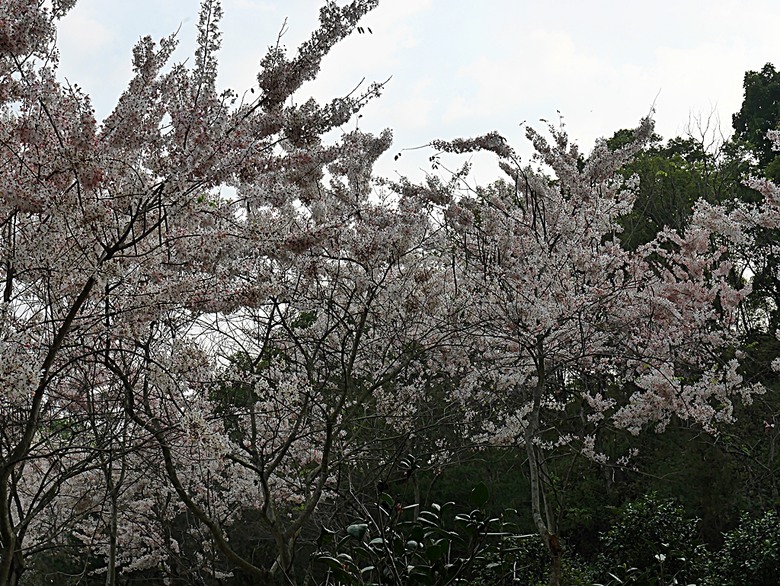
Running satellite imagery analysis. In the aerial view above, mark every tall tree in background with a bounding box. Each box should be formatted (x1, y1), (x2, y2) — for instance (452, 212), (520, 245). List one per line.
(732, 63), (780, 333)
(607, 121), (758, 251)
(733, 63), (780, 176)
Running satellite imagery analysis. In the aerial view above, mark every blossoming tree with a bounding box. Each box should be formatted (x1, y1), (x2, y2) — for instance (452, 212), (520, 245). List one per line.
(0, 0), (437, 582)
(423, 119), (762, 585)
(1, 0), (775, 584)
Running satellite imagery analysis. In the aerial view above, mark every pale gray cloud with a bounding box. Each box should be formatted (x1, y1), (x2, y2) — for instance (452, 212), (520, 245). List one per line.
(54, 0), (780, 184)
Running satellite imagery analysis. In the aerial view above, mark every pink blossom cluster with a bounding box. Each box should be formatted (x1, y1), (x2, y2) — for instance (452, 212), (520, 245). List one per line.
(0, 0), (775, 581)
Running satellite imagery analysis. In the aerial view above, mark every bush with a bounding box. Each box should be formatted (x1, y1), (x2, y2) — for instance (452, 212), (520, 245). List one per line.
(312, 484), (536, 585)
(596, 493), (705, 585)
(701, 509), (780, 586)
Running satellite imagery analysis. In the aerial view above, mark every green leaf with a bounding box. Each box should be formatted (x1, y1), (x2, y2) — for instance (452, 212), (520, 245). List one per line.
(316, 525), (337, 546)
(347, 523), (369, 539)
(408, 565), (435, 584)
(426, 542), (445, 562)
(469, 482), (489, 508)
(418, 510), (439, 523)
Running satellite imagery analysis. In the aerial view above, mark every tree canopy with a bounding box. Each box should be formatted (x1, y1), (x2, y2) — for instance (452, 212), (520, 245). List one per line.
(0, 2), (779, 586)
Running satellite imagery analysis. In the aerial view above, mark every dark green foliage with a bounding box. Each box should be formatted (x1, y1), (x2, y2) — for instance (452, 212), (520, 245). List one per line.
(421, 448), (530, 516)
(470, 535), (549, 586)
(728, 64), (780, 331)
(701, 510), (780, 586)
(742, 235), (780, 332)
(313, 481), (605, 586)
(733, 63), (780, 169)
(472, 536), (598, 586)
(596, 493), (706, 585)
(313, 490), (535, 585)
(606, 128), (758, 250)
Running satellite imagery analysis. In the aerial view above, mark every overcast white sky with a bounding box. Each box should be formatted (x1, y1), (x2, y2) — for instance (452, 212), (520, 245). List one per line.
(55, 0), (780, 184)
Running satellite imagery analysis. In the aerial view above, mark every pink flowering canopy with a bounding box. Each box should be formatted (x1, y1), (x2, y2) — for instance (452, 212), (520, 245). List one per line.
(391, 115), (772, 581)
(0, 0), (776, 584)
(431, 118), (759, 445)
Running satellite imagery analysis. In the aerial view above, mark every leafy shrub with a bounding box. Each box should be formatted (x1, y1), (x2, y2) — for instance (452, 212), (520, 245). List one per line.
(700, 509), (780, 586)
(313, 483), (536, 585)
(596, 493), (705, 585)
(469, 533), (548, 586)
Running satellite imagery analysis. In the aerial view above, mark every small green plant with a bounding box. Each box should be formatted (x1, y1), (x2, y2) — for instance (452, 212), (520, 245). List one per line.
(313, 483), (535, 585)
(595, 493), (705, 585)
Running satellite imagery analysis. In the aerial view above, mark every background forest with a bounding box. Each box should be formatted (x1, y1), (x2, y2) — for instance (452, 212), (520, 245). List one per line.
(0, 2), (779, 586)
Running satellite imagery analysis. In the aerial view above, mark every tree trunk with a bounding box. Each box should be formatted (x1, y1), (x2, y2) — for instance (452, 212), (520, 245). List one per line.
(106, 489), (118, 586)
(0, 472), (23, 586)
(270, 527), (298, 585)
(526, 437), (564, 586)
(0, 538), (24, 586)
(547, 532), (563, 586)
(524, 346), (563, 586)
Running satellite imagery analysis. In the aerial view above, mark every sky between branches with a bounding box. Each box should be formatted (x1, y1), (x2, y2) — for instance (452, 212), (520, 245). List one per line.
(56, 0), (780, 184)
